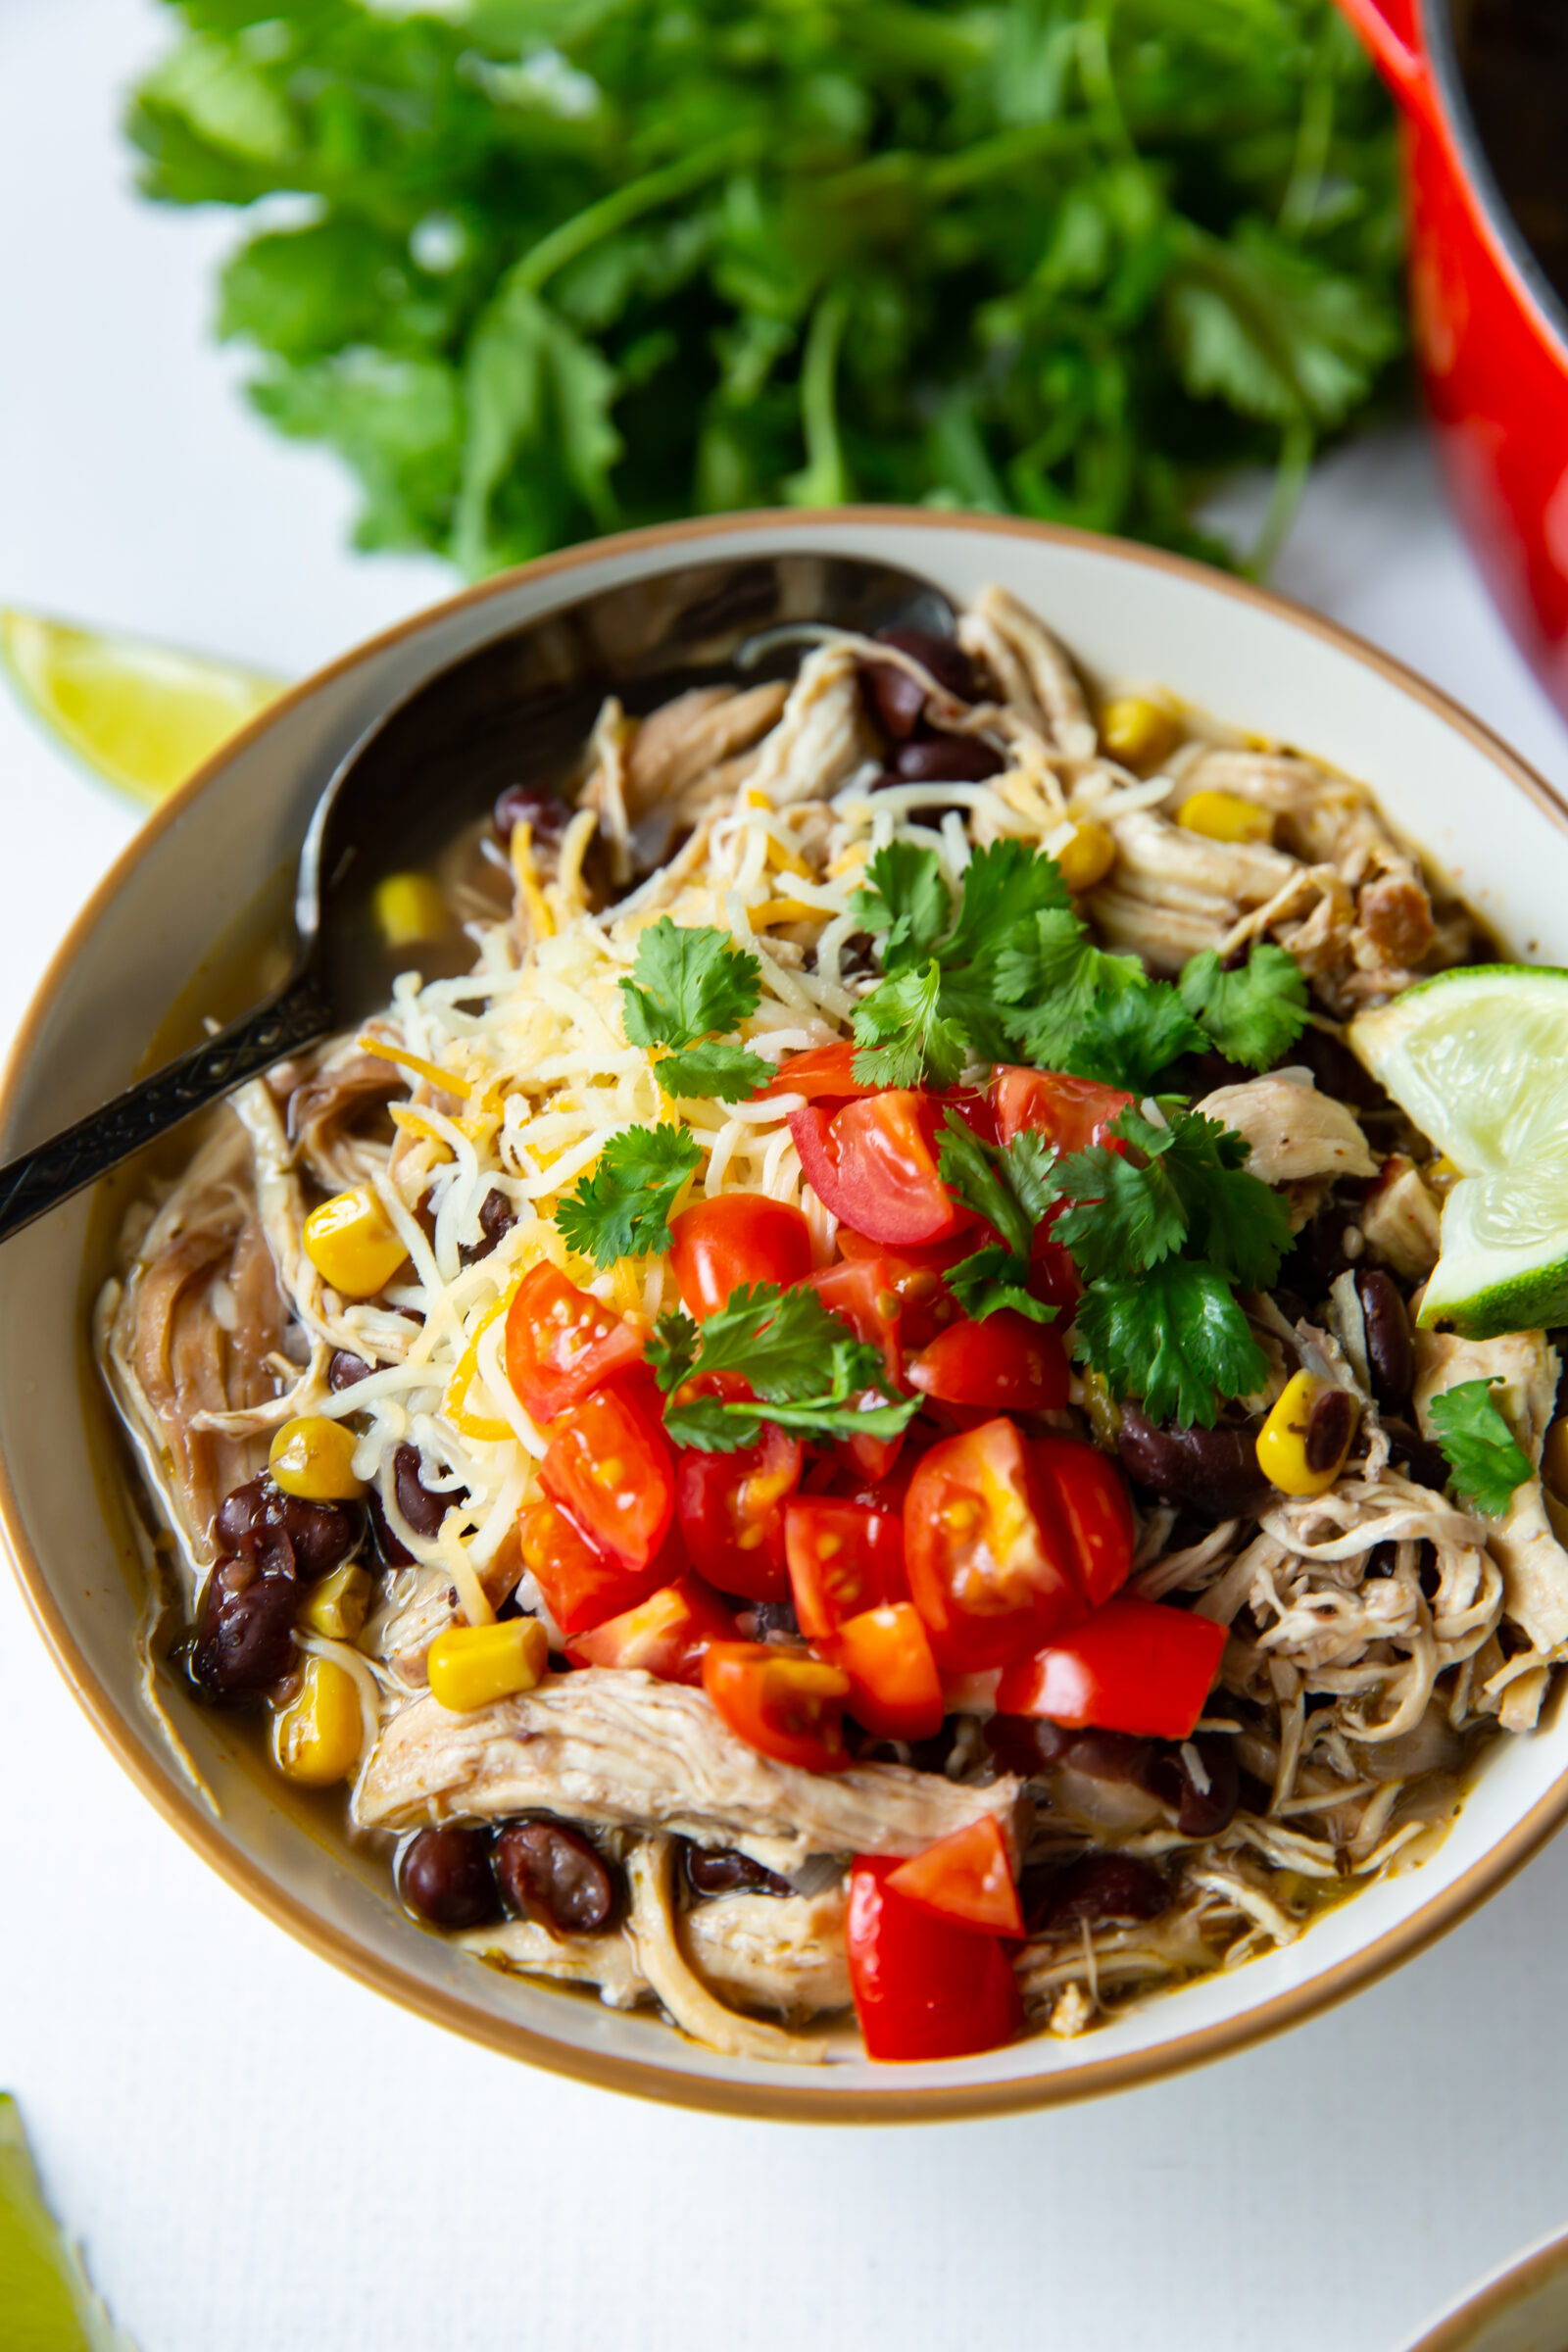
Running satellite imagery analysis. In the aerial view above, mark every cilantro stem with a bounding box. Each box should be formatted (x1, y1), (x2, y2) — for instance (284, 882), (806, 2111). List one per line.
(515, 132), (760, 294)
(787, 288), (851, 507)
(1246, 416), (1314, 578)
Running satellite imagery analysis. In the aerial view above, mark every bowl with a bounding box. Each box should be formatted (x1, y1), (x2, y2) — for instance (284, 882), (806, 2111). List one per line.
(1402, 2227), (1568, 2351)
(5, 507), (1568, 2122)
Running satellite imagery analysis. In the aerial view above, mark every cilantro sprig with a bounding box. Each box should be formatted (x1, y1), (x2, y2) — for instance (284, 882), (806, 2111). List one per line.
(1178, 943), (1308, 1070)
(620, 918), (772, 1102)
(935, 1116), (1059, 1326)
(648, 1282), (921, 1454)
(1428, 1381), (1535, 1518)
(556, 1126), (701, 1268)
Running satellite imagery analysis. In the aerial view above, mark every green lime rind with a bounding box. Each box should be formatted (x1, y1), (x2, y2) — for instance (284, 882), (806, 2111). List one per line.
(0, 2097), (137, 2352)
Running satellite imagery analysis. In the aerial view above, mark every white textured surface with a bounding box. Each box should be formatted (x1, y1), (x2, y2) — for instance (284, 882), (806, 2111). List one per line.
(4, 7), (1568, 2351)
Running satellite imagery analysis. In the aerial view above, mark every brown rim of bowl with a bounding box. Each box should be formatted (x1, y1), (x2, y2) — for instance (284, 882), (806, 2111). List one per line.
(4, 506), (1568, 2122)
(1405, 2225), (1568, 2352)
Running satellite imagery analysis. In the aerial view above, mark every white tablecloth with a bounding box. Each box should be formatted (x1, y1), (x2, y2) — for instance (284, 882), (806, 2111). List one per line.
(6, 9), (1568, 2349)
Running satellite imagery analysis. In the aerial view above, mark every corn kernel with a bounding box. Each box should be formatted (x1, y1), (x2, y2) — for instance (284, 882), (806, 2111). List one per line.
(1256, 1370), (1357, 1497)
(427, 1617), (549, 1712)
(270, 1656), (364, 1787)
(1101, 695), (1178, 772)
(1055, 821), (1116, 895)
(296, 1562), (372, 1642)
(372, 871), (449, 950)
(1177, 790), (1275, 847)
(303, 1186), (409, 1298)
(270, 1415), (366, 1500)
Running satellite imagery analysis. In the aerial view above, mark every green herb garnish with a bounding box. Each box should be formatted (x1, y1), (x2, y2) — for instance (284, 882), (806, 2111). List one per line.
(619, 918), (771, 1102)
(1428, 1380), (1535, 1518)
(648, 1281), (920, 1453)
(556, 1125), (701, 1268)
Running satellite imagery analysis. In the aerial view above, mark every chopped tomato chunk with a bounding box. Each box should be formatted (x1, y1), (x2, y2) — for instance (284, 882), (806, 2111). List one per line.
(790, 1091), (969, 1247)
(846, 1857), (1023, 2062)
(995, 1593), (1227, 1739)
(702, 1642), (851, 1773)
(885, 1816), (1024, 1938)
(539, 1382), (675, 1574)
(517, 1498), (671, 1635)
(804, 1259), (905, 1385)
(991, 1066), (1132, 1155)
(669, 1193), (813, 1319)
(907, 1311), (1070, 1413)
(1031, 1435), (1135, 1608)
(565, 1571), (735, 1683)
(504, 1264), (644, 1423)
(764, 1043), (877, 1102)
(904, 1417), (1083, 1673)
(676, 1422), (803, 1603)
(830, 1602), (944, 1742)
(785, 1498), (907, 1639)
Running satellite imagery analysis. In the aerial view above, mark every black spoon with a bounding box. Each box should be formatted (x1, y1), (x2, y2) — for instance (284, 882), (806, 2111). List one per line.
(0, 551), (956, 1244)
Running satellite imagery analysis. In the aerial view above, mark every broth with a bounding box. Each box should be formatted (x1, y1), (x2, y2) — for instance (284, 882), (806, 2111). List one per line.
(1458, 0), (1568, 313)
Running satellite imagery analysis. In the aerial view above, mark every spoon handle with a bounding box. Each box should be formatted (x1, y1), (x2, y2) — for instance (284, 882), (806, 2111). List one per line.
(0, 972), (333, 1247)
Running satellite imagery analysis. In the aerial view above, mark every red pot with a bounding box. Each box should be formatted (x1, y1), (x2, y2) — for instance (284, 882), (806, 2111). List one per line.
(1337, 0), (1568, 717)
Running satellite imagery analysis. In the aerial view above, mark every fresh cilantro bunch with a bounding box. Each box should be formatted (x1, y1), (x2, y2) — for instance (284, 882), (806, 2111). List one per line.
(620, 917), (772, 1102)
(128, 3), (1402, 576)
(1428, 1381), (1535, 1518)
(855, 842), (1309, 1092)
(648, 1283), (921, 1453)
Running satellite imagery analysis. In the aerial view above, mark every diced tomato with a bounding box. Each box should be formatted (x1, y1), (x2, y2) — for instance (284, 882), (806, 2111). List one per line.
(904, 1417), (1083, 1673)
(830, 1603), (944, 1741)
(830, 1450), (922, 1516)
(885, 1816), (1024, 1938)
(907, 1311), (1071, 1413)
(785, 1498), (907, 1639)
(837, 1226), (977, 1274)
(831, 1426), (906, 1487)
(702, 1642), (852, 1773)
(846, 1857), (1023, 2062)
(1032, 1435), (1135, 1608)
(805, 1259), (905, 1385)
(504, 1263), (644, 1424)
(565, 1571), (736, 1683)
(675, 1421), (803, 1603)
(1028, 1233), (1081, 1313)
(790, 1091), (969, 1247)
(765, 1043), (877, 1102)
(668, 1193), (813, 1320)
(517, 1498), (672, 1636)
(995, 1593), (1227, 1739)
(992, 1065), (1132, 1155)
(539, 1381), (675, 1574)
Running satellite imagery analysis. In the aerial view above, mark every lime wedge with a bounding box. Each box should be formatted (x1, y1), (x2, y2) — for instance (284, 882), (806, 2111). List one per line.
(1349, 965), (1568, 1337)
(0, 611), (282, 808)
(0, 2096), (135, 2350)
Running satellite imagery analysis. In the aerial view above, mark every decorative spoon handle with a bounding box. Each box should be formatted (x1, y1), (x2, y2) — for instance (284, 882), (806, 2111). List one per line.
(0, 971), (333, 1245)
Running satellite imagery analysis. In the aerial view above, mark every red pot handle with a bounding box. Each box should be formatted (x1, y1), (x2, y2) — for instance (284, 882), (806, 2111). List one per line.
(1332, 0), (1442, 131)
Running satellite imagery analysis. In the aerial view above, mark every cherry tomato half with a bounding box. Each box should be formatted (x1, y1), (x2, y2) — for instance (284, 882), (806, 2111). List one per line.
(885, 1816), (1024, 1938)
(785, 1498), (907, 1639)
(565, 1571), (736, 1684)
(830, 1602), (944, 1742)
(995, 1593), (1227, 1740)
(1032, 1435), (1135, 1608)
(517, 1498), (673, 1636)
(675, 1422), (804, 1603)
(791, 1091), (969, 1247)
(904, 1417), (1083, 1674)
(907, 1311), (1071, 1413)
(702, 1642), (852, 1773)
(991, 1065), (1132, 1155)
(504, 1263), (644, 1424)
(669, 1193), (813, 1320)
(846, 1856), (1023, 2062)
(539, 1382), (675, 1574)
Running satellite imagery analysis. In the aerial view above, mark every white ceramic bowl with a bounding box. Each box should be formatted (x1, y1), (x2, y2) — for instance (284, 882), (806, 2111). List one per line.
(1402, 2229), (1568, 2352)
(6, 510), (1568, 2121)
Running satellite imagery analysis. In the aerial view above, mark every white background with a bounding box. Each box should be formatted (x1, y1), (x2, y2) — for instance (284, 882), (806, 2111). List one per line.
(5, 7), (1568, 2349)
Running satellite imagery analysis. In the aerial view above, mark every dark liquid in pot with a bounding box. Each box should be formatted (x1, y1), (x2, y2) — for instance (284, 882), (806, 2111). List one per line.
(1458, 0), (1568, 312)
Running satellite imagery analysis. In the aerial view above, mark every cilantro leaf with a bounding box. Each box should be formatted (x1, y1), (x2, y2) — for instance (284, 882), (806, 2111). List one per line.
(647, 1280), (920, 1451)
(945, 1245), (1058, 1325)
(851, 961), (969, 1091)
(1179, 943), (1308, 1071)
(555, 1125), (701, 1268)
(656, 1040), (772, 1101)
(663, 1385), (920, 1453)
(993, 900), (1199, 1086)
(936, 1115), (1062, 1322)
(936, 1113), (1034, 1259)
(1048, 1106), (1291, 1291)
(620, 919), (761, 1053)
(851, 844), (951, 973)
(1428, 1381), (1535, 1518)
(939, 840), (1071, 966)
(1054, 982), (1208, 1093)
(1073, 1258), (1271, 1428)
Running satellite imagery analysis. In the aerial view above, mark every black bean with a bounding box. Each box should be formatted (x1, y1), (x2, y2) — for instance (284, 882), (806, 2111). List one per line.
(1117, 1405), (1273, 1519)
(329, 1349), (374, 1391)
(1355, 1266), (1414, 1410)
(493, 1820), (615, 1934)
(859, 627), (977, 740)
(494, 783), (569, 848)
(1385, 1417), (1451, 1492)
(213, 1476), (358, 1581)
(892, 735), (1004, 783)
(399, 1826), (501, 1931)
(744, 1597), (801, 1642)
(1305, 1387), (1358, 1475)
(1282, 1202), (1362, 1297)
(1024, 1853), (1171, 1934)
(1144, 1735), (1240, 1838)
(1282, 1023), (1393, 1114)
(369, 1444), (457, 1564)
(683, 1845), (792, 1898)
(458, 1187), (516, 1268)
(187, 1560), (298, 1699)
(985, 1716), (1077, 1776)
